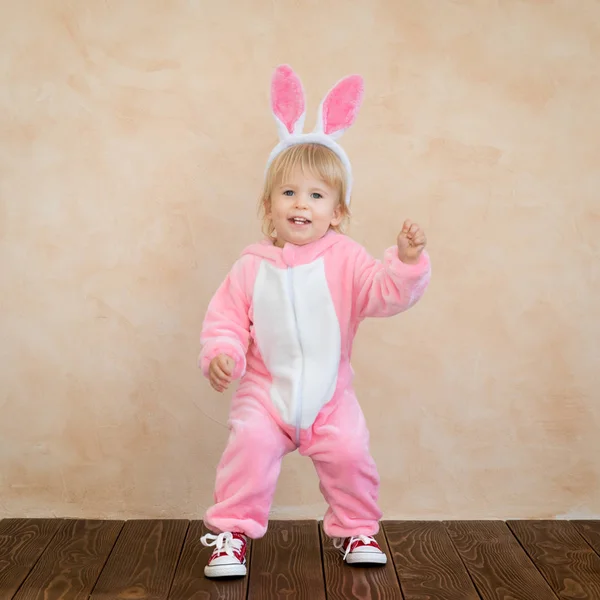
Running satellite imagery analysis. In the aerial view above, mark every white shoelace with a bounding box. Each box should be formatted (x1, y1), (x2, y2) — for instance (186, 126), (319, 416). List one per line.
(333, 535), (375, 560)
(200, 532), (244, 559)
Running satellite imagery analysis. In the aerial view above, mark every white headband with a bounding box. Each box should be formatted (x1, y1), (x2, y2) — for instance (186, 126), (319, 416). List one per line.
(265, 64), (364, 207)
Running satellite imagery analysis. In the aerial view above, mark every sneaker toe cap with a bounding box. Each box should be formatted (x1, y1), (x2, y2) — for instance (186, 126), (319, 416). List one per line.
(209, 554), (241, 567)
(354, 545), (382, 554)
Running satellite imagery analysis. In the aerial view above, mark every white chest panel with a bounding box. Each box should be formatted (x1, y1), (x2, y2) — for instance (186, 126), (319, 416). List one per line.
(252, 258), (341, 429)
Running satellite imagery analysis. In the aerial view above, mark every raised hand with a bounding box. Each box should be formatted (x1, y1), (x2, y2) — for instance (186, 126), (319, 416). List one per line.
(397, 219), (427, 264)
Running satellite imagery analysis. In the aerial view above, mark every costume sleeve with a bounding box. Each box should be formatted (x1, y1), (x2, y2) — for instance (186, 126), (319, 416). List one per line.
(198, 257), (252, 380)
(353, 245), (431, 320)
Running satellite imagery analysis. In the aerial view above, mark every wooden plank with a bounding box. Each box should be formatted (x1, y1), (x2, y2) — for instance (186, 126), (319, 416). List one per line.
(0, 518), (63, 598)
(507, 520), (600, 600)
(444, 520), (557, 600)
(168, 521), (251, 600)
(12, 519), (124, 600)
(384, 521), (479, 600)
(247, 520), (326, 600)
(320, 522), (401, 600)
(572, 521), (600, 557)
(90, 519), (189, 600)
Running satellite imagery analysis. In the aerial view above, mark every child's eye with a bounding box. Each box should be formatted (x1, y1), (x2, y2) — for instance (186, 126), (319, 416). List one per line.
(283, 190), (294, 196)
(311, 193), (322, 199)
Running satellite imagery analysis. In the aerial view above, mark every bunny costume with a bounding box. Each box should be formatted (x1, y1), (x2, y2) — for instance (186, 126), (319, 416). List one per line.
(199, 65), (431, 539)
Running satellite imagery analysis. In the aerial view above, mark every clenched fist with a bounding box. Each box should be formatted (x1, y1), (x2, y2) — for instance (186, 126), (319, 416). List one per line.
(209, 354), (235, 392)
(397, 219), (427, 264)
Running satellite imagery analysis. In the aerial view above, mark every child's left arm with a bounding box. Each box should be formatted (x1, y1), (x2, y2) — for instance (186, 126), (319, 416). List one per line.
(353, 219), (431, 320)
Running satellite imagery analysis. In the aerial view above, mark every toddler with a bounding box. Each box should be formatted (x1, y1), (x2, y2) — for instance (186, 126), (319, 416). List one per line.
(198, 65), (431, 578)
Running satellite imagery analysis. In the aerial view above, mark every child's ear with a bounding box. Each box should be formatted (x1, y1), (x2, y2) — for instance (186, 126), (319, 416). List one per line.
(330, 203), (343, 227)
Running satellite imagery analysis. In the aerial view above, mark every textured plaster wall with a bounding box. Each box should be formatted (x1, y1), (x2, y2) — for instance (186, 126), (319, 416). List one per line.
(1, 0), (599, 520)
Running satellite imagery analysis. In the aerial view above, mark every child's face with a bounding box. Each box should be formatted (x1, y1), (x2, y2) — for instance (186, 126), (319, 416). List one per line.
(267, 167), (342, 247)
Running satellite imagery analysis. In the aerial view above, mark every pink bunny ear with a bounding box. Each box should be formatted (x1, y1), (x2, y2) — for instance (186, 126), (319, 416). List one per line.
(271, 65), (306, 136)
(320, 75), (364, 137)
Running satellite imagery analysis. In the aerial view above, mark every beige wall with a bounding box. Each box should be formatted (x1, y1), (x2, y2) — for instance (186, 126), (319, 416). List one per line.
(1, 0), (599, 521)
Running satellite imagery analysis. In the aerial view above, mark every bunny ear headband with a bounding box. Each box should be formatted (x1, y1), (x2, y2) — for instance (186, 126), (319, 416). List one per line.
(265, 64), (365, 207)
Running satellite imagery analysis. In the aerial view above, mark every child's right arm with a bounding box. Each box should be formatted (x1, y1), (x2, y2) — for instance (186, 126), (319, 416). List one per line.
(198, 257), (252, 386)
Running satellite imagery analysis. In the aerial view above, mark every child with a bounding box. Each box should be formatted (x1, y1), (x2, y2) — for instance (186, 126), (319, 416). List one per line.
(198, 65), (431, 578)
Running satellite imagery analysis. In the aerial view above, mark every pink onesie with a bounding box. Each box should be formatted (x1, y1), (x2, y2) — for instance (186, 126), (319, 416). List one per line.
(199, 229), (431, 539)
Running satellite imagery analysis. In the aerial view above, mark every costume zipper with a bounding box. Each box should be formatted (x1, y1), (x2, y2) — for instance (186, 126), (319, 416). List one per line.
(286, 267), (304, 445)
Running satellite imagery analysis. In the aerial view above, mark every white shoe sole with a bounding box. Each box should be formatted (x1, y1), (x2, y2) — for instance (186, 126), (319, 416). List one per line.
(345, 552), (388, 565)
(204, 563), (247, 578)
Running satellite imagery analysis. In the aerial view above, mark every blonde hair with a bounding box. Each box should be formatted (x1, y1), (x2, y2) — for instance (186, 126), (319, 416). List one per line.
(259, 143), (351, 238)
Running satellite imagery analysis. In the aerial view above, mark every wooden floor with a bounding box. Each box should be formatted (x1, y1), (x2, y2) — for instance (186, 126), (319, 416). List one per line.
(1, 519), (600, 599)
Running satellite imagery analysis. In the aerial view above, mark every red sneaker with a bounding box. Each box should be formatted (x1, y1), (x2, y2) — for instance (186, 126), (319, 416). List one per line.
(200, 532), (248, 578)
(334, 535), (388, 565)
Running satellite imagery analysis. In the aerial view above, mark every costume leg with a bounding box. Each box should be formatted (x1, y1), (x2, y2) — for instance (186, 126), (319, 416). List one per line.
(204, 392), (295, 538)
(301, 388), (382, 538)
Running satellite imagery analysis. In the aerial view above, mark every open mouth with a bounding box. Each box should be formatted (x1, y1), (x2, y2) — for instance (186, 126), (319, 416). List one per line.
(289, 217), (311, 225)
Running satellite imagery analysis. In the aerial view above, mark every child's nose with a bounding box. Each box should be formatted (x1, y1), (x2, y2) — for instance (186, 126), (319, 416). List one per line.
(294, 194), (308, 208)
